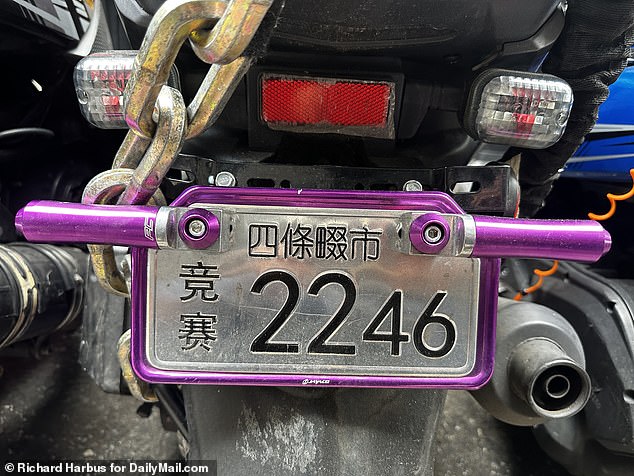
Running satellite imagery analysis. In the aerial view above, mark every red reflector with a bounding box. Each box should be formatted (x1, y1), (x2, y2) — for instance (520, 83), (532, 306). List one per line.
(261, 75), (395, 138)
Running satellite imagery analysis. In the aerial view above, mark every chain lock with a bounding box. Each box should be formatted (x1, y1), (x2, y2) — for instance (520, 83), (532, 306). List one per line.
(83, 0), (273, 295)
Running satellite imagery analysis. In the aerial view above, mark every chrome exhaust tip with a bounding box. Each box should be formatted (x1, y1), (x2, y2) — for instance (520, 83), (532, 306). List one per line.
(471, 299), (591, 426)
(509, 339), (591, 420)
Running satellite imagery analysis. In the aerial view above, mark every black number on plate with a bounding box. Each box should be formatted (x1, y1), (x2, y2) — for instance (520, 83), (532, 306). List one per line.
(307, 273), (356, 355)
(362, 291), (410, 356)
(250, 271), (300, 353)
(250, 272), (457, 358)
(412, 291), (456, 358)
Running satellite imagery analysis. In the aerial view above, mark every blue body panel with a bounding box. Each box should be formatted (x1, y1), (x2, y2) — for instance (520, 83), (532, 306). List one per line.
(564, 64), (634, 182)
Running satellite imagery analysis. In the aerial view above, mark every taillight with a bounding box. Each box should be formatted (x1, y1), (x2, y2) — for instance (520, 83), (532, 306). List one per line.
(464, 69), (573, 149)
(260, 74), (395, 139)
(73, 51), (179, 129)
(73, 51), (136, 129)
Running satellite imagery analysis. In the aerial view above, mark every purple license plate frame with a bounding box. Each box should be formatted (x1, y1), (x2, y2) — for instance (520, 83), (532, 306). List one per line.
(130, 187), (499, 389)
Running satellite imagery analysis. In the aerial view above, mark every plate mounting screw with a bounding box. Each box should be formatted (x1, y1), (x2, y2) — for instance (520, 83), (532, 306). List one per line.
(409, 214), (450, 254)
(178, 209), (220, 249)
(215, 171), (236, 187)
(423, 224), (444, 244)
(187, 219), (207, 238)
(403, 180), (423, 192)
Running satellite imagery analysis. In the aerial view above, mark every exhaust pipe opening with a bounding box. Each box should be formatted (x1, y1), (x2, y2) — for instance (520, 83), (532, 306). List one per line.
(530, 363), (589, 416)
(510, 339), (592, 420)
(544, 373), (571, 400)
(471, 299), (592, 426)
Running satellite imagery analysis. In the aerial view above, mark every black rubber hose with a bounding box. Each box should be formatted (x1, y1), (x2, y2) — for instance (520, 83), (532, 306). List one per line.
(0, 244), (87, 349)
(0, 128), (54, 145)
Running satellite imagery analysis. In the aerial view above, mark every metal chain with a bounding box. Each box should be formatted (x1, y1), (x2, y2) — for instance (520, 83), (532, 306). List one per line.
(83, 86), (185, 295)
(125, 0), (272, 139)
(83, 0), (273, 295)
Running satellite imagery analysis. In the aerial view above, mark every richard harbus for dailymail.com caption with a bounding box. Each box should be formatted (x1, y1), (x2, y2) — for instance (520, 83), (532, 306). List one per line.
(3, 460), (216, 475)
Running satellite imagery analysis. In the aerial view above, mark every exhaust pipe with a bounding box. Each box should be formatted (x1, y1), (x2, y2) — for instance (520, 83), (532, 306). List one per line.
(471, 298), (591, 426)
(509, 338), (591, 420)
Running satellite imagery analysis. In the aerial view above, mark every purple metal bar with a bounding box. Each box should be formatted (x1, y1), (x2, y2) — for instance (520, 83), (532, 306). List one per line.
(169, 186), (466, 213)
(15, 192), (612, 263)
(15, 201), (161, 248)
(471, 216), (611, 262)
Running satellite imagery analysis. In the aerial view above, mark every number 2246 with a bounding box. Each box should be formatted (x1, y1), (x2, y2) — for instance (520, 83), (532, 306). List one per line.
(250, 271), (456, 358)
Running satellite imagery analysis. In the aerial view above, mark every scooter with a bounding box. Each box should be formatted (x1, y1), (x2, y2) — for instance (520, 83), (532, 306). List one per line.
(1, 0), (634, 474)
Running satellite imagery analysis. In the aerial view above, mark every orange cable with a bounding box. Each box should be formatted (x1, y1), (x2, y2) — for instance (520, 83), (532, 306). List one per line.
(514, 168), (634, 301)
(513, 260), (559, 301)
(588, 169), (634, 221)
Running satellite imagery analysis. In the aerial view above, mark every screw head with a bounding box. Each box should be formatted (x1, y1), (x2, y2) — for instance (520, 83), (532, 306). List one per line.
(423, 224), (444, 244)
(409, 214), (450, 254)
(403, 180), (423, 192)
(178, 209), (220, 249)
(215, 171), (236, 187)
(187, 219), (207, 238)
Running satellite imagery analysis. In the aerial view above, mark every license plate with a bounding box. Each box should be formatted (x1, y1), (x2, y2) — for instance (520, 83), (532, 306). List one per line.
(130, 188), (498, 388)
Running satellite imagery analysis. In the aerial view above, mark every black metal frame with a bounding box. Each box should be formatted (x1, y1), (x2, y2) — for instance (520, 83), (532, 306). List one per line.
(166, 156), (519, 216)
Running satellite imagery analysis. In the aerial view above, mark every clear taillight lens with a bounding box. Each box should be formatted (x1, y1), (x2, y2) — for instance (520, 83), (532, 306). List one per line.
(73, 51), (179, 129)
(73, 51), (136, 129)
(464, 70), (573, 149)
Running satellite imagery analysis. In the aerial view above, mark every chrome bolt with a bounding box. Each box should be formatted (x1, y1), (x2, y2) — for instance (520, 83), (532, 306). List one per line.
(403, 180), (423, 192)
(187, 219), (207, 238)
(207, 175), (215, 185)
(215, 171), (236, 187)
(423, 224), (444, 244)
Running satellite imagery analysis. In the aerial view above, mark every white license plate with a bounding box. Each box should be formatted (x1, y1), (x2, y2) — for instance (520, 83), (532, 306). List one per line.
(130, 188), (498, 388)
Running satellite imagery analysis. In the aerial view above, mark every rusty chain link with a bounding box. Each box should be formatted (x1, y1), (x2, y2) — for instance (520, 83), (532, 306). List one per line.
(83, 0), (273, 295)
(82, 168), (167, 295)
(83, 85), (185, 295)
(124, 0), (272, 139)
